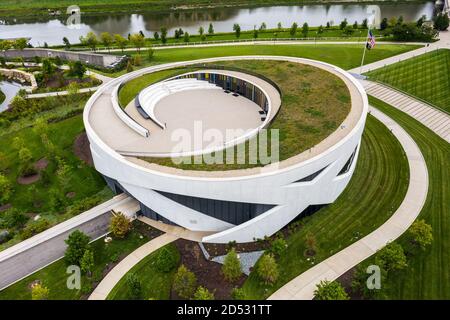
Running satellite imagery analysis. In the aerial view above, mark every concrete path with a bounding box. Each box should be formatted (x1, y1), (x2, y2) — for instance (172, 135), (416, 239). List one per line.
(362, 81), (450, 143)
(88, 233), (178, 300)
(348, 31), (450, 74)
(269, 106), (429, 300)
(0, 194), (139, 291)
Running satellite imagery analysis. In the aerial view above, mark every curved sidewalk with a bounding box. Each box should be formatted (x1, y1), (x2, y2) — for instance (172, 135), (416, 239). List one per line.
(88, 233), (178, 300)
(268, 106), (429, 300)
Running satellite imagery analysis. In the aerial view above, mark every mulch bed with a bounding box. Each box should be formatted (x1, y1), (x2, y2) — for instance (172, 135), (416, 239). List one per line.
(172, 239), (246, 300)
(336, 267), (364, 300)
(203, 240), (271, 257)
(74, 132), (94, 166)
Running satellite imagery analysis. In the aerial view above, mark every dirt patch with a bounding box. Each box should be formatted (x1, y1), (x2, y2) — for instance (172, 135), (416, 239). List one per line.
(74, 132), (93, 166)
(34, 158), (49, 171)
(66, 192), (76, 199)
(172, 239), (246, 300)
(17, 173), (40, 185)
(0, 203), (12, 212)
(203, 239), (271, 257)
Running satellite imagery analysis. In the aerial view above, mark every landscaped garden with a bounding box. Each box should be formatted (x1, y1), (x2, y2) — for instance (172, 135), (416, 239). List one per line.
(336, 96), (450, 300)
(365, 49), (450, 113)
(0, 93), (111, 251)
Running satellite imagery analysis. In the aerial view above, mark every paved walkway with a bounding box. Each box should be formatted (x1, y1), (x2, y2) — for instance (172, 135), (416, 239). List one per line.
(88, 233), (178, 300)
(362, 80), (450, 143)
(269, 106), (429, 300)
(0, 194), (139, 290)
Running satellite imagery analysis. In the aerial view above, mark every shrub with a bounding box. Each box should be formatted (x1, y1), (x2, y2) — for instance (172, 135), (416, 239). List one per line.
(173, 265), (197, 299)
(231, 287), (246, 300)
(19, 219), (50, 240)
(222, 248), (242, 282)
(270, 237), (288, 257)
(193, 286), (214, 300)
(374, 242), (407, 272)
(80, 249), (94, 276)
(434, 13), (449, 31)
(64, 230), (90, 265)
(155, 246), (178, 273)
(256, 253), (279, 285)
(0, 173), (13, 204)
(408, 219), (433, 250)
(109, 212), (131, 238)
(126, 273), (142, 299)
(314, 280), (349, 300)
(31, 283), (50, 300)
(0, 209), (28, 229)
(0, 229), (11, 244)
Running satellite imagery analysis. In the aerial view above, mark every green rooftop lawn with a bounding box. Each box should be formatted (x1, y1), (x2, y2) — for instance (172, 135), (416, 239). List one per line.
(241, 114), (410, 299)
(0, 225), (149, 300)
(107, 243), (179, 300)
(135, 60), (351, 170)
(365, 49), (450, 113)
(350, 96), (450, 300)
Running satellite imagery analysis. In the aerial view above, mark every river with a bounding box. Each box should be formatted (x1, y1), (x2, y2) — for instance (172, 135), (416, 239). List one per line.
(0, 2), (436, 46)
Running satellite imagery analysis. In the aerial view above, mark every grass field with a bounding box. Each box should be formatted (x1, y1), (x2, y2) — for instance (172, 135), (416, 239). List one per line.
(137, 60), (351, 170)
(241, 114), (410, 299)
(358, 97), (450, 299)
(105, 44), (421, 77)
(107, 243), (179, 300)
(0, 228), (149, 300)
(366, 49), (450, 113)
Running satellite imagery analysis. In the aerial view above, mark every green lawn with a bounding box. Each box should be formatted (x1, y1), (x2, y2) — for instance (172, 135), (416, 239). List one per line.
(366, 49), (450, 113)
(138, 60), (351, 170)
(106, 44), (421, 77)
(0, 227), (149, 300)
(107, 243), (179, 300)
(358, 96), (450, 299)
(241, 114), (410, 299)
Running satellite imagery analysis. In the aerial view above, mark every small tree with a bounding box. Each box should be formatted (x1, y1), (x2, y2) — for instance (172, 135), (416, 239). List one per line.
(69, 61), (86, 79)
(198, 26), (204, 36)
(314, 280), (349, 300)
(41, 58), (55, 81)
(222, 248), (242, 282)
(155, 247), (178, 273)
(147, 47), (154, 61)
(183, 32), (190, 43)
(380, 18), (389, 31)
(85, 32), (98, 51)
(194, 286), (214, 300)
(126, 60), (133, 73)
(126, 273), (142, 299)
(153, 31), (160, 42)
(340, 18), (348, 30)
(173, 265), (197, 299)
(318, 25), (324, 35)
(290, 22), (298, 36)
(434, 13), (450, 31)
(110, 211), (131, 238)
(362, 18), (368, 29)
(0, 173), (13, 204)
(253, 28), (258, 39)
(353, 21), (358, 29)
(56, 157), (71, 191)
(302, 23), (309, 37)
(260, 22), (267, 31)
(305, 232), (317, 256)
(257, 253), (279, 285)
(375, 242), (407, 272)
(80, 249), (94, 276)
(62, 37), (71, 50)
(408, 219), (433, 250)
(114, 34), (128, 53)
(233, 24), (241, 38)
(130, 33), (145, 52)
(277, 22), (282, 30)
(208, 23), (214, 35)
(160, 27), (168, 44)
(64, 230), (90, 265)
(100, 32), (113, 52)
(31, 283), (50, 300)
(13, 38), (28, 51)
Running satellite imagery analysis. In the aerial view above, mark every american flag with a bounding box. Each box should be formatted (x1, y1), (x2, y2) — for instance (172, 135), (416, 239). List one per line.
(366, 30), (376, 50)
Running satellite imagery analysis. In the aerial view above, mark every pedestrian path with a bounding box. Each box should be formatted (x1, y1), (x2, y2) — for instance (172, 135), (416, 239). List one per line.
(362, 80), (450, 143)
(268, 106), (428, 300)
(88, 233), (178, 300)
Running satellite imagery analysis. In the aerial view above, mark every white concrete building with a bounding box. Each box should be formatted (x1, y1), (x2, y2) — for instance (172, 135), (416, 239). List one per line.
(83, 56), (368, 243)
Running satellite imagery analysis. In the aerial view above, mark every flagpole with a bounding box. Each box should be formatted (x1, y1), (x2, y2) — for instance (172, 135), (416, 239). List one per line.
(359, 26), (371, 74)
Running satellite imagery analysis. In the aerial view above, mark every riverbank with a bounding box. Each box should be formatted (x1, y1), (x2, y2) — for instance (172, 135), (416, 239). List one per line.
(0, 0), (431, 18)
